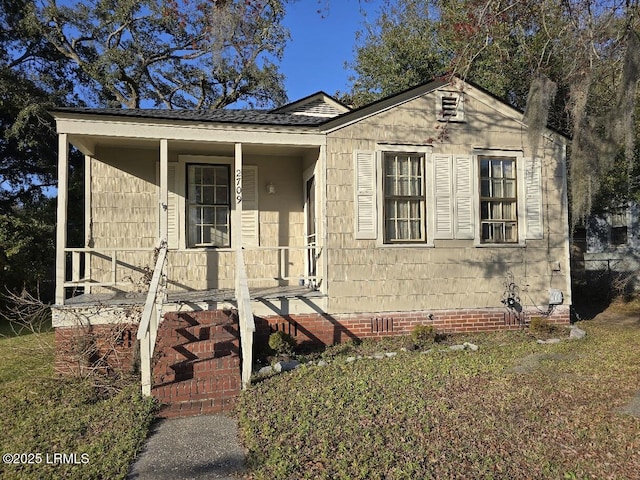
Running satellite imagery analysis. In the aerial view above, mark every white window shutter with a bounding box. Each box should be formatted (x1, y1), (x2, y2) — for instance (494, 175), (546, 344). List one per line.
(166, 163), (179, 249)
(453, 155), (474, 239)
(524, 157), (543, 239)
(354, 150), (377, 240)
(241, 166), (259, 247)
(433, 154), (453, 239)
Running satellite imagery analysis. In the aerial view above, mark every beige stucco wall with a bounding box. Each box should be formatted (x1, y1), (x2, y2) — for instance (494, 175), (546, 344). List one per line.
(324, 88), (570, 314)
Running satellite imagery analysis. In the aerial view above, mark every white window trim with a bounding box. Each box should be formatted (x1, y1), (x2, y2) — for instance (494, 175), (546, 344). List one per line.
(473, 149), (525, 247)
(607, 204), (630, 247)
(177, 155), (235, 251)
(375, 144), (434, 247)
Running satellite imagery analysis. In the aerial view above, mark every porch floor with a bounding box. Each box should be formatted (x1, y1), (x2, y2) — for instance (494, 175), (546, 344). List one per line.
(63, 285), (324, 307)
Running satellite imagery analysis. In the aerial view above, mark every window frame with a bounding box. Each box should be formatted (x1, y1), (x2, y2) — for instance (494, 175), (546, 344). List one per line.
(608, 206), (629, 246)
(382, 152), (426, 243)
(474, 151), (525, 246)
(375, 145), (433, 247)
(174, 155), (235, 251)
(186, 162), (232, 248)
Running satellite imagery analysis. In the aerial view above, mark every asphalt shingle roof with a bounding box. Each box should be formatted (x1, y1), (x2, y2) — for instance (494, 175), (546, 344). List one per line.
(51, 107), (329, 126)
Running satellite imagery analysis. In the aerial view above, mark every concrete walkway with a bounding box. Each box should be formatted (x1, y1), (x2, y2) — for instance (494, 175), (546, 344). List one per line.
(127, 414), (247, 480)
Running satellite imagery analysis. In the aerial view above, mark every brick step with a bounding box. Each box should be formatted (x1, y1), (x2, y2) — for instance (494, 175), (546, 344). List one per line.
(152, 336), (239, 382)
(170, 321), (239, 343)
(176, 336), (239, 358)
(150, 310), (242, 418)
(155, 354), (240, 384)
(152, 369), (241, 417)
(156, 397), (237, 418)
(160, 310), (238, 330)
(153, 369), (240, 401)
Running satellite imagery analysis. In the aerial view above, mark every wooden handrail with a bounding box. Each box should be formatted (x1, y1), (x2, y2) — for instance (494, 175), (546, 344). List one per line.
(137, 245), (167, 396)
(137, 246), (168, 341)
(235, 248), (255, 390)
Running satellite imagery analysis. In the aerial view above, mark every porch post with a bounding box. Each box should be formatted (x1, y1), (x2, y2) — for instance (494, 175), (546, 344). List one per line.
(55, 134), (69, 305)
(84, 154), (92, 294)
(233, 142), (255, 389)
(159, 139), (169, 245)
(233, 143), (243, 247)
(320, 142), (328, 295)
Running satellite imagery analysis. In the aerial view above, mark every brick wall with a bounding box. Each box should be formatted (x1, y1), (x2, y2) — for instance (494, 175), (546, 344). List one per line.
(54, 323), (139, 375)
(54, 306), (570, 378)
(255, 306), (571, 348)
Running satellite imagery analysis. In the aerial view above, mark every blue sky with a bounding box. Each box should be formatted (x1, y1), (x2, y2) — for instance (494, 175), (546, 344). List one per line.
(280, 1), (383, 101)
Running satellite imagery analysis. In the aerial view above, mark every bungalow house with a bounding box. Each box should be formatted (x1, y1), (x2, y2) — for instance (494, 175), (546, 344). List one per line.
(51, 77), (571, 416)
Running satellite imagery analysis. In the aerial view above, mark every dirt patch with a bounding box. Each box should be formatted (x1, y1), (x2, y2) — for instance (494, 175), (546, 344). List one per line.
(617, 391), (640, 418)
(511, 352), (573, 374)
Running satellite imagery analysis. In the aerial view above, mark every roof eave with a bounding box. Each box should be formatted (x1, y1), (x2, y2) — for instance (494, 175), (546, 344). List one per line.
(51, 109), (325, 131)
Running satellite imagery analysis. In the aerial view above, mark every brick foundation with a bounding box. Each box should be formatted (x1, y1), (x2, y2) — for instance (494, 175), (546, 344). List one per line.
(53, 305), (570, 417)
(255, 306), (571, 348)
(54, 323), (139, 375)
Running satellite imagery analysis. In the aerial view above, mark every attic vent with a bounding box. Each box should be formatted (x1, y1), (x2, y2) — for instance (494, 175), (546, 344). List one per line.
(441, 96), (458, 116)
(289, 99), (343, 118)
(436, 91), (464, 122)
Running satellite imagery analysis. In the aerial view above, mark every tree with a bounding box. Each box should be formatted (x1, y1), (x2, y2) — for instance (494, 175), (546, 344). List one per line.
(0, 0), (291, 302)
(347, 0), (640, 224)
(346, 0), (449, 106)
(34, 0), (289, 109)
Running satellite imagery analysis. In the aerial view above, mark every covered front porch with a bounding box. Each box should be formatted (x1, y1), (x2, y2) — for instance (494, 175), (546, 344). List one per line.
(53, 109), (328, 395)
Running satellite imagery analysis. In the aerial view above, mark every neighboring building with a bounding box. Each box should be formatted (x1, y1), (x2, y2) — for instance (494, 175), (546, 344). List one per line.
(51, 77), (572, 416)
(581, 203), (640, 290)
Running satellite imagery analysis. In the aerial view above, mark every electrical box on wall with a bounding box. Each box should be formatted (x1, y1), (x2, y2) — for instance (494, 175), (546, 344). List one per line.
(549, 289), (564, 305)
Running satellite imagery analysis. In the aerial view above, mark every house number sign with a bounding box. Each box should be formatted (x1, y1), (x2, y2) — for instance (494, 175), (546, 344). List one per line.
(235, 169), (242, 204)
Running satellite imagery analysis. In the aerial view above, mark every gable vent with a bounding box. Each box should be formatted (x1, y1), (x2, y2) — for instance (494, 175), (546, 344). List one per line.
(436, 91), (465, 122)
(289, 99), (344, 118)
(441, 96), (459, 117)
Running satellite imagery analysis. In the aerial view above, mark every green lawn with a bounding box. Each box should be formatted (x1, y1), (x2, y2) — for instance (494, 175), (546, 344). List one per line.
(237, 314), (640, 479)
(0, 330), (157, 480)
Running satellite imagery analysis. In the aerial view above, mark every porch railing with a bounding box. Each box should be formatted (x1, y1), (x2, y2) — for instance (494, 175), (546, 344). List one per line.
(235, 248), (255, 389)
(136, 245), (168, 396)
(63, 247), (157, 295)
(243, 245), (322, 286)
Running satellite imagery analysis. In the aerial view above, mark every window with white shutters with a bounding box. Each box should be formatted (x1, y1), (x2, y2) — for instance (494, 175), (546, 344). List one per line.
(352, 147), (548, 246)
(165, 157), (259, 249)
(479, 156), (518, 243)
(187, 164), (231, 248)
(383, 153), (425, 242)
